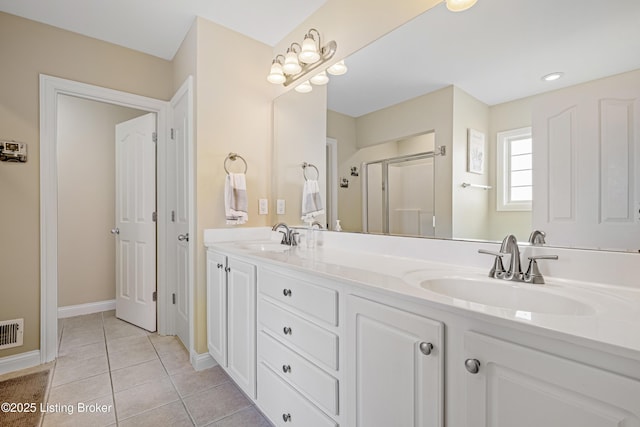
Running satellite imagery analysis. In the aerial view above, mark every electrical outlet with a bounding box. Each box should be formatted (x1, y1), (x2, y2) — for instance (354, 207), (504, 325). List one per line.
(277, 199), (286, 215)
(259, 198), (268, 215)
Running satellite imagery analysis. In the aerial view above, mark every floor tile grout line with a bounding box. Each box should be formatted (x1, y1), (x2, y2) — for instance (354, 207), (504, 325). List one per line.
(101, 311), (121, 427)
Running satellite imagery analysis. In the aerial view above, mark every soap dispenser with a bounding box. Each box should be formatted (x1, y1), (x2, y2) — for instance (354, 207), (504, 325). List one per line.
(335, 220), (342, 232)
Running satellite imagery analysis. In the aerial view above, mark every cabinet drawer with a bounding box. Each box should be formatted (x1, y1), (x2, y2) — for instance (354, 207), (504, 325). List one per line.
(260, 298), (338, 370)
(259, 331), (339, 415)
(258, 362), (337, 427)
(260, 268), (338, 326)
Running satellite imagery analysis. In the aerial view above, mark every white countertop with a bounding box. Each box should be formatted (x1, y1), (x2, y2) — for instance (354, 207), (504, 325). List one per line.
(204, 228), (640, 358)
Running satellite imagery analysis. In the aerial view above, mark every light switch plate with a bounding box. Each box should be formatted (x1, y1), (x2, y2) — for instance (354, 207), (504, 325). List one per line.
(277, 199), (286, 215)
(259, 198), (268, 215)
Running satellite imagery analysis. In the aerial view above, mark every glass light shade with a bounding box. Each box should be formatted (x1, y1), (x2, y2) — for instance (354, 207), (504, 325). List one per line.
(299, 35), (320, 64)
(327, 60), (348, 76)
(283, 50), (302, 75)
(310, 71), (329, 85)
(446, 0), (478, 12)
(295, 81), (313, 93)
(267, 61), (286, 84)
(542, 72), (564, 81)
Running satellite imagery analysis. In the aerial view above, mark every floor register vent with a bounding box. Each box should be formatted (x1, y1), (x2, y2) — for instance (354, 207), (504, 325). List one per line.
(0, 318), (24, 349)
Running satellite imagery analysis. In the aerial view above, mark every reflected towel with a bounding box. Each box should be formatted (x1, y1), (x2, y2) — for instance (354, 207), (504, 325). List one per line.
(225, 173), (248, 225)
(301, 179), (324, 222)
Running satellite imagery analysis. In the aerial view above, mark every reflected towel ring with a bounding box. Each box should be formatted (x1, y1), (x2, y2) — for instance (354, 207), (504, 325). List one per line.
(224, 153), (248, 174)
(302, 162), (319, 181)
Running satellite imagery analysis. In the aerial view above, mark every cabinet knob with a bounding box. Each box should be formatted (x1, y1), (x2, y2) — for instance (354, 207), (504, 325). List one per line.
(465, 358), (481, 374)
(283, 326), (292, 335)
(282, 413), (291, 422)
(217, 263), (223, 269)
(283, 288), (292, 297)
(419, 342), (434, 356)
(225, 266), (231, 272)
(282, 364), (291, 373)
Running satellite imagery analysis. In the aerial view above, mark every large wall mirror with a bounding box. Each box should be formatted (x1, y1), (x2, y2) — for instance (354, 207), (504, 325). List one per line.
(272, 0), (640, 252)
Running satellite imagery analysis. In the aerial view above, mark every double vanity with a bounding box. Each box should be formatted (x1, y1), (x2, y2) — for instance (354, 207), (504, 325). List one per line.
(204, 227), (640, 427)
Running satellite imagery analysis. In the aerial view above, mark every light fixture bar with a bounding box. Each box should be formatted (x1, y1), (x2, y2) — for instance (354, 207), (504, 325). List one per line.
(283, 40), (337, 87)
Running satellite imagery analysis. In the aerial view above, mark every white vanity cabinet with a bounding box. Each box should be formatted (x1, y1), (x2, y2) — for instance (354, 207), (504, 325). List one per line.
(463, 331), (640, 427)
(206, 249), (256, 398)
(347, 295), (444, 427)
(256, 267), (342, 426)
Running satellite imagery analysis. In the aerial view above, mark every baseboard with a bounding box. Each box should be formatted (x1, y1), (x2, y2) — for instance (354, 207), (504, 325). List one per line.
(191, 351), (217, 371)
(0, 350), (41, 375)
(58, 300), (116, 319)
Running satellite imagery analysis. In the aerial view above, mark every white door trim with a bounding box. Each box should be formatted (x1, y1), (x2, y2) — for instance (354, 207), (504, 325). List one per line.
(39, 74), (171, 363)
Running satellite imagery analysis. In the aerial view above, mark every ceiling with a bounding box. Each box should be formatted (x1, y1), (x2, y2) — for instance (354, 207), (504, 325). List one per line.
(328, 0), (640, 117)
(0, 0), (326, 60)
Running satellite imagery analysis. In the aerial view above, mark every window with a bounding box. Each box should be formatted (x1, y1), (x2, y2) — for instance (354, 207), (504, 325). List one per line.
(497, 127), (532, 211)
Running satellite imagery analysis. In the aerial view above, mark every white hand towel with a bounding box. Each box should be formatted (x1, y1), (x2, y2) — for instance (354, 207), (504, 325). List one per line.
(301, 179), (324, 222)
(225, 173), (248, 225)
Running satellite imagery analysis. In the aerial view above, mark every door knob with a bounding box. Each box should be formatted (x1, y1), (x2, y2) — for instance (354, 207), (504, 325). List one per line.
(465, 358), (481, 374)
(177, 233), (189, 242)
(419, 342), (434, 356)
(110, 228), (119, 235)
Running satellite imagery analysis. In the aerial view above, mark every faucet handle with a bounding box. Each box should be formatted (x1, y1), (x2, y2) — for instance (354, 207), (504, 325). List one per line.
(478, 249), (508, 278)
(524, 255), (558, 284)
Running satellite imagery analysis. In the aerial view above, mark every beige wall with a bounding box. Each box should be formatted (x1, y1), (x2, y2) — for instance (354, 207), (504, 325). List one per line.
(190, 17), (274, 354)
(57, 95), (145, 307)
(0, 11), (172, 358)
(451, 87), (491, 240)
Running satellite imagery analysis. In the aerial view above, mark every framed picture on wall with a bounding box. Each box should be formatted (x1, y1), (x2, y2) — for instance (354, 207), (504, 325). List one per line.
(467, 129), (485, 174)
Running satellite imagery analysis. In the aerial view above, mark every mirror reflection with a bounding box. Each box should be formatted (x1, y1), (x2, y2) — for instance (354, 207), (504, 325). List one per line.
(273, 0), (640, 252)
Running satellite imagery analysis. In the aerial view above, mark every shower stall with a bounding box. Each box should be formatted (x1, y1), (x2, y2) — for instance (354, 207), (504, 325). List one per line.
(362, 150), (438, 237)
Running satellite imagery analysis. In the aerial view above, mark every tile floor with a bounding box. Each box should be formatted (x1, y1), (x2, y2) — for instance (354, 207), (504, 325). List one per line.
(43, 310), (272, 427)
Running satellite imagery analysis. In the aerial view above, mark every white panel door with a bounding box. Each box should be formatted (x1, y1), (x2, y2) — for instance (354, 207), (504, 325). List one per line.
(347, 295), (443, 427)
(464, 331), (640, 427)
(170, 88), (190, 349)
(532, 72), (640, 250)
(226, 257), (257, 399)
(115, 113), (156, 332)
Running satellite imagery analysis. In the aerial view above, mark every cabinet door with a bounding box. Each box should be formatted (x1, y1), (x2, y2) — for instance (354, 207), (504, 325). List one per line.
(206, 250), (227, 366)
(347, 295), (443, 427)
(464, 331), (640, 427)
(227, 257), (257, 399)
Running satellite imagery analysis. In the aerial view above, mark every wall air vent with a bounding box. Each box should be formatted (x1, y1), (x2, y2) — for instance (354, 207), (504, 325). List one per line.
(0, 318), (24, 349)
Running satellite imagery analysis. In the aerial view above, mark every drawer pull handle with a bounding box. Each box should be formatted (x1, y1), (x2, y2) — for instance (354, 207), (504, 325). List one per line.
(282, 364), (291, 373)
(283, 288), (292, 297)
(283, 326), (292, 335)
(419, 342), (434, 356)
(282, 413), (291, 422)
(465, 358), (481, 374)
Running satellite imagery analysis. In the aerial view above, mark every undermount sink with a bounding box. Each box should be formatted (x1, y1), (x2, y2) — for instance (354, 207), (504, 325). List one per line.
(418, 277), (596, 316)
(240, 242), (291, 253)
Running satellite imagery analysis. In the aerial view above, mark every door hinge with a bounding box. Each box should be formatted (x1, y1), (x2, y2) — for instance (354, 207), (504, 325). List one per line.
(152, 291), (157, 302)
(172, 293), (176, 304)
(152, 132), (157, 143)
(152, 212), (157, 222)
(170, 128), (175, 140)
(171, 210), (176, 222)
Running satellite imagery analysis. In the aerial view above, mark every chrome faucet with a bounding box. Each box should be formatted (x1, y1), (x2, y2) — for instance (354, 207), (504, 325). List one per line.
(528, 230), (546, 246)
(271, 223), (299, 246)
(479, 234), (557, 284)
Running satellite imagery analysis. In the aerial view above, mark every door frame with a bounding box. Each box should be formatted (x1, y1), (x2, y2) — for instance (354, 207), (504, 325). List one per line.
(39, 74), (193, 363)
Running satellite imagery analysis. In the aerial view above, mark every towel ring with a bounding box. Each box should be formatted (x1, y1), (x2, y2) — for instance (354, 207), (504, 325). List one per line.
(302, 162), (319, 181)
(224, 153), (247, 174)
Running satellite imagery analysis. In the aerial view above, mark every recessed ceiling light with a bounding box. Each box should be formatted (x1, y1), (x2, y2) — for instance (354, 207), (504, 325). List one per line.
(542, 72), (564, 82)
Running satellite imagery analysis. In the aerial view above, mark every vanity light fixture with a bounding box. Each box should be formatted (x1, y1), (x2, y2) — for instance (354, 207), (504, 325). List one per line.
(445, 0), (478, 12)
(295, 80), (313, 93)
(327, 60), (348, 76)
(542, 72), (564, 82)
(267, 28), (340, 88)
